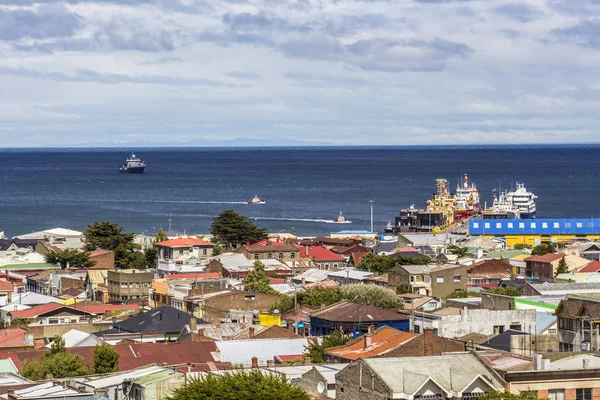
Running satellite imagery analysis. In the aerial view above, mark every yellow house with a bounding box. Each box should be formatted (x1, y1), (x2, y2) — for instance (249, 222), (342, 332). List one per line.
(151, 279), (169, 308)
(258, 313), (281, 327)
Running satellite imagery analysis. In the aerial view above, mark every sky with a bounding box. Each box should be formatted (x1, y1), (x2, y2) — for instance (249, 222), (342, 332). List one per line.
(1, 0), (600, 146)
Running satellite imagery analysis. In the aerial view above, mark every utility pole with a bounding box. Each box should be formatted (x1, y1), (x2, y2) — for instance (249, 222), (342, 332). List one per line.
(369, 200), (375, 233)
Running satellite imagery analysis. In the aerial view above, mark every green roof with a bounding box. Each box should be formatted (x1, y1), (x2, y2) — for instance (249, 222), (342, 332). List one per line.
(554, 274), (590, 283)
(0, 263), (58, 270)
(134, 370), (180, 386)
(0, 358), (18, 374)
(488, 250), (529, 259)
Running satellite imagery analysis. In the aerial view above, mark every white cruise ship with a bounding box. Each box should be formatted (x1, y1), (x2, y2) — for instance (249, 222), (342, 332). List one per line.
(490, 182), (537, 219)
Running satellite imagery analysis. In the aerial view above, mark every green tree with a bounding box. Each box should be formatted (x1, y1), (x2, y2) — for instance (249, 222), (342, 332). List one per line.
(84, 221), (141, 269)
(45, 249), (95, 269)
(479, 390), (537, 400)
(340, 284), (403, 309)
(22, 336), (92, 380)
(269, 295), (295, 314)
(244, 261), (278, 295)
(531, 243), (556, 256)
(305, 330), (351, 364)
(297, 287), (342, 309)
(395, 254), (431, 265)
(166, 370), (309, 400)
(555, 256), (568, 277)
(212, 243), (223, 256)
(144, 246), (158, 268)
(484, 287), (522, 297)
(48, 336), (66, 355)
(93, 343), (119, 374)
(513, 243), (532, 250)
(210, 210), (268, 247)
(357, 253), (394, 273)
(155, 228), (169, 243)
(395, 284), (413, 295)
(446, 290), (470, 299)
(447, 245), (471, 258)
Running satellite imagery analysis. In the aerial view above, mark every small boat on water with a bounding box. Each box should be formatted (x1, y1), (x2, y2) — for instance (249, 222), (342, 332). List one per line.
(119, 153), (146, 174)
(248, 195), (265, 205)
(333, 211), (351, 224)
(384, 221), (394, 233)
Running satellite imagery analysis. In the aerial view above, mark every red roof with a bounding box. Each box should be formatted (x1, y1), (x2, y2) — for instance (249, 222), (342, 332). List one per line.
(274, 354), (305, 363)
(326, 326), (417, 360)
(300, 246), (345, 261)
(525, 254), (564, 263)
(269, 278), (285, 284)
(395, 246), (420, 253)
(0, 341), (229, 372)
(0, 280), (14, 291)
(0, 329), (33, 349)
(155, 238), (213, 247)
(579, 261), (600, 273)
(9, 302), (139, 318)
(166, 273), (222, 280)
(89, 249), (113, 257)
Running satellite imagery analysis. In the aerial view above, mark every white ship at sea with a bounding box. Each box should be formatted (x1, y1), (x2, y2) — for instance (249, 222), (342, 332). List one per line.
(490, 182), (537, 219)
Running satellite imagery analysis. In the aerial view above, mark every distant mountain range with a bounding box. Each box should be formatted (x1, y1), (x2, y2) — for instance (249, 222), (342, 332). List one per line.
(43, 137), (337, 148)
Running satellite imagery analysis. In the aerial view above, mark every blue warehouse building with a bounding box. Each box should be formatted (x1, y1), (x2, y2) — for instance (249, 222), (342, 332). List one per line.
(468, 218), (600, 246)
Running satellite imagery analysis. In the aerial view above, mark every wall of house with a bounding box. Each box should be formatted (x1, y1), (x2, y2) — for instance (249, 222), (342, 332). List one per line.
(335, 361), (391, 400)
(508, 376), (600, 399)
(107, 271), (154, 302)
(430, 265), (467, 300)
(481, 293), (515, 310)
(509, 334), (558, 355)
(301, 369), (329, 399)
(135, 375), (184, 400)
(203, 292), (281, 323)
(89, 251), (115, 269)
(413, 309), (537, 339)
(28, 321), (113, 339)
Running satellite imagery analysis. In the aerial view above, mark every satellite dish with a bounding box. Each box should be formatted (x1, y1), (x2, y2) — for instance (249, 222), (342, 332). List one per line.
(317, 382), (326, 394)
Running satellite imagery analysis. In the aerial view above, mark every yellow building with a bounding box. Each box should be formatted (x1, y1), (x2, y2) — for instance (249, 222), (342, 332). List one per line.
(258, 312), (281, 327)
(151, 279), (169, 308)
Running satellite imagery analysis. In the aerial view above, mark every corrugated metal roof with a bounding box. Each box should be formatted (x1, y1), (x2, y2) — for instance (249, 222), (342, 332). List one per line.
(362, 353), (505, 395)
(12, 382), (82, 398)
(528, 282), (600, 295)
(216, 338), (312, 366)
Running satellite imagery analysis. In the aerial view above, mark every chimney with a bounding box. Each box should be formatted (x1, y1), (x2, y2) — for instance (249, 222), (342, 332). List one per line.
(533, 354), (543, 371)
(583, 358), (590, 369)
(363, 334), (372, 349)
(249, 326), (255, 338)
(190, 317), (197, 332)
(267, 360), (274, 368)
(301, 277), (306, 286)
(424, 328), (434, 356)
(368, 325), (375, 335)
(251, 356), (258, 368)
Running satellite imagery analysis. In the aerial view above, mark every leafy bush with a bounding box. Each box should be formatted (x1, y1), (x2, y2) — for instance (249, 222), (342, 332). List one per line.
(340, 284), (403, 309)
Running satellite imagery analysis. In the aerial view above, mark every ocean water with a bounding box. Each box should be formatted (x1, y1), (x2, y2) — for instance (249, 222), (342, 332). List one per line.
(0, 145), (598, 238)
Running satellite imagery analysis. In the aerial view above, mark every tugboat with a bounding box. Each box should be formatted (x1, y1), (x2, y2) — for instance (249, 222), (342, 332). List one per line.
(248, 195), (265, 205)
(384, 221), (394, 233)
(333, 211), (351, 224)
(119, 153), (146, 174)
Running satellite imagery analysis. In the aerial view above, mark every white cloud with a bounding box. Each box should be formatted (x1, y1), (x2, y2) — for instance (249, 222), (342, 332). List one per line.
(0, 0), (599, 146)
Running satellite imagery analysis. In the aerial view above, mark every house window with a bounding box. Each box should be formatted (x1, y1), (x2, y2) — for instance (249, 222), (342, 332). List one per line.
(549, 389), (564, 400)
(267, 253), (273, 259)
(254, 254), (259, 260)
(530, 223), (536, 228)
(436, 276), (444, 283)
(49, 318), (59, 324)
(554, 223), (560, 228)
(203, 249), (207, 256)
(473, 223), (479, 229)
(519, 222), (525, 228)
(577, 222), (583, 228)
(484, 223), (490, 229)
(453, 275), (461, 283)
(279, 253), (284, 259)
(509, 324), (522, 331)
(496, 223), (502, 228)
(493, 325), (505, 334)
(542, 223), (548, 228)
(549, 329), (557, 335)
(576, 389), (592, 400)
(414, 325), (420, 334)
(410, 276), (415, 282)
(507, 223), (513, 228)
(179, 249), (184, 256)
(416, 276), (423, 283)
(290, 253), (296, 259)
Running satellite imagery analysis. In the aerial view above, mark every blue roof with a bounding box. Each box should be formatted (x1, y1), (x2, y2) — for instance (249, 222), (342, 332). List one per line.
(331, 230), (375, 234)
(469, 218), (600, 235)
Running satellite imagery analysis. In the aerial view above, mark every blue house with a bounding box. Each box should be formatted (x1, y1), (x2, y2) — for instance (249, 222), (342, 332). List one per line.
(310, 300), (410, 337)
